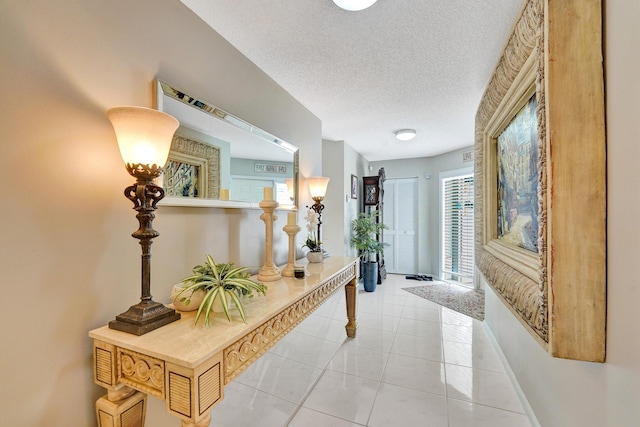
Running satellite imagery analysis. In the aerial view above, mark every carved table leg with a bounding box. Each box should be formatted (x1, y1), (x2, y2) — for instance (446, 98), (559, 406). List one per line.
(96, 385), (147, 427)
(345, 276), (358, 338)
(182, 412), (211, 427)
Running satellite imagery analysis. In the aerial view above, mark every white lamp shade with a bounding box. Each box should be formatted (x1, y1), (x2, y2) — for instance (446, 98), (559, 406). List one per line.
(307, 177), (330, 199)
(106, 106), (179, 167)
(332, 0), (378, 11)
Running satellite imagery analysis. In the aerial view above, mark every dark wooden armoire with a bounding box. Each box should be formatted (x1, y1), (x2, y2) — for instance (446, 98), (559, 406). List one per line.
(362, 168), (387, 284)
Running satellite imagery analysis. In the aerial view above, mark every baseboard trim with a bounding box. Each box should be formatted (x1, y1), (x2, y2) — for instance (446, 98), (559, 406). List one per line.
(482, 321), (541, 427)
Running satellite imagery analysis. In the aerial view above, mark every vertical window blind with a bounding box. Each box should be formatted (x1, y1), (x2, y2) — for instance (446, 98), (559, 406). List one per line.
(442, 174), (474, 285)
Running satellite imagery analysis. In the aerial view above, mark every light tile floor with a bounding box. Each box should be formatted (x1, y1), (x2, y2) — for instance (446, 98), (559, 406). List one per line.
(209, 274), (532, 427)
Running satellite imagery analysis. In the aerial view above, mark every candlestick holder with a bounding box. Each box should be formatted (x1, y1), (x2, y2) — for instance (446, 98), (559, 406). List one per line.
(282, 223), (301, 277)
(258, 198), (282, 282)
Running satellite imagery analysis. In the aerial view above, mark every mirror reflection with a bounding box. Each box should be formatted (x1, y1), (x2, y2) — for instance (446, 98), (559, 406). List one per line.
(155, 80), (299, 209)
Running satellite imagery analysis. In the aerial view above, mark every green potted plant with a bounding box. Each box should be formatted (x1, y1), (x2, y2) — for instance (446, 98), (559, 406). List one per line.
(172, 254), (267, 326)
(350, 210), (388, 292)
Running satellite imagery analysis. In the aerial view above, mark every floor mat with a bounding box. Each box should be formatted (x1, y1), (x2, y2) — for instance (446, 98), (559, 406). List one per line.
(402, 282), (485, 321)
(405, 274), (433, 281)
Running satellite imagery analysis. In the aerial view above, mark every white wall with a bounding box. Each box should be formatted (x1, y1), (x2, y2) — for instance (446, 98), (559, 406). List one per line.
(370, 146), (472, 276)
(484, 1), (640, 426)
(321, 139), (345, 256)
(0, 1), (321, 426)
(322, 139), (369, 257)
(343, 142), (369, 257)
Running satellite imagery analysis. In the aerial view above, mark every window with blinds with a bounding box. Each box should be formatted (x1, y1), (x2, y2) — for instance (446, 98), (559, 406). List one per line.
(442, 174), (474, 286)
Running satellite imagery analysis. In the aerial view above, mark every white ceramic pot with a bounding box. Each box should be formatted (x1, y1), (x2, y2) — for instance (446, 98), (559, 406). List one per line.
(212, 296), (226, 313)
(170, 284), (205, 312)
(306, 251), (324, 263)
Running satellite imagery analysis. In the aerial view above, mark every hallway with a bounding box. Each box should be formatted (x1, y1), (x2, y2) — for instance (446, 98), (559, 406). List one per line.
(206, 274), (532, 426)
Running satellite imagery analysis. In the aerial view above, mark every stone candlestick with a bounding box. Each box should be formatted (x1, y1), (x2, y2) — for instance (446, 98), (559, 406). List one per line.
(258, 197), (281, 282)
(282, 223), (301, 277)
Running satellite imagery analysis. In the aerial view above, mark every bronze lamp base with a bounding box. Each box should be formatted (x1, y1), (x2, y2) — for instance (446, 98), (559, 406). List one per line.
(109, 301), (180, 336)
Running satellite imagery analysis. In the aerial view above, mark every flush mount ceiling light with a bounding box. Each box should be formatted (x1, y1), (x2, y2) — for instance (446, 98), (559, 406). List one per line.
(332, 0), (378, 11)
(395, 129), (417, 141)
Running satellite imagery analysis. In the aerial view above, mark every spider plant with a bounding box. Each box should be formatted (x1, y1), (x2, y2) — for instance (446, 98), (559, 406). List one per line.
(173, 254), (266, 326)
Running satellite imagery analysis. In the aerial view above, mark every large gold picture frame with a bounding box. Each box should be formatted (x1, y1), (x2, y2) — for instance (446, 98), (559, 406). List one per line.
(475, 0), (606, 361)
(164, 133), (221, 199)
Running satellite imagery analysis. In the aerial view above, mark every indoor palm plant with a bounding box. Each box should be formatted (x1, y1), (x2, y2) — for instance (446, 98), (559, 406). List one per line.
(350, 210), (388, 292)
(172, 254), (267, 326)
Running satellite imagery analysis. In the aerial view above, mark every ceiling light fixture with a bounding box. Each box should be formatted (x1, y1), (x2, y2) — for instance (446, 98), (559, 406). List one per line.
(395, 129), (417, 141)
(332, 0), (378, 12)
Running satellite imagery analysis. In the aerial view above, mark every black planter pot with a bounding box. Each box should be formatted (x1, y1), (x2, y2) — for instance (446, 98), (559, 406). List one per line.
(362, 261), (378, 292)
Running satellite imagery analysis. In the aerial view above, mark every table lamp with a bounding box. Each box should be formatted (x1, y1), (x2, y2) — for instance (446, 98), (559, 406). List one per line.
(106, 106), (181, 335)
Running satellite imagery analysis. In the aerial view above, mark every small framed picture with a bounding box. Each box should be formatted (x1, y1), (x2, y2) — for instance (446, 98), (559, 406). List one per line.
(351, 174), (358, 199)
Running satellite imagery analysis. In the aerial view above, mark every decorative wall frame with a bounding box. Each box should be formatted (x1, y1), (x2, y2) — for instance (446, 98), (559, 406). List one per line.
(163, 134), (221, 199)
(475, 0), (606, 361)
(351, 174), (358, 199)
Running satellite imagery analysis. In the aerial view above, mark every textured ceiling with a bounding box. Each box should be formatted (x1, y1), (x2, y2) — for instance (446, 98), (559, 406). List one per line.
(180, 0), (525, 161)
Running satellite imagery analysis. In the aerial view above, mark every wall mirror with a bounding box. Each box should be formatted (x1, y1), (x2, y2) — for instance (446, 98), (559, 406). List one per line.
(155, 80), (299, 209)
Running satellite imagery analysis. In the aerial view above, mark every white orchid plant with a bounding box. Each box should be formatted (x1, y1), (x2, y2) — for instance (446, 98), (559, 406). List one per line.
(302, 209), (322, 252)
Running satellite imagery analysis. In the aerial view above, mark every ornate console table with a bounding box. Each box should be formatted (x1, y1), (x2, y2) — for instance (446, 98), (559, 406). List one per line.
(89, 256), (358, 427)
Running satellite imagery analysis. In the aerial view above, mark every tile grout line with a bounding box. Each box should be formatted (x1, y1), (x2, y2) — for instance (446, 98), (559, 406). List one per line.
(283, 326), (351, 426)
(248, 283), (528, 427)
(364, 307), (397, 427)
(287, 283), (400, 426)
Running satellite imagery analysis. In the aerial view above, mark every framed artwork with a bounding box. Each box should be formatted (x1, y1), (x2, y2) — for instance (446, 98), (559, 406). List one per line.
(351, 174), (358, 199)
(164, 152), (206, 198)
(362, 176), (378, 206)
(496, 95), (539, 253)
(162, 133), (221, 199)
(474, 0), (605, 361)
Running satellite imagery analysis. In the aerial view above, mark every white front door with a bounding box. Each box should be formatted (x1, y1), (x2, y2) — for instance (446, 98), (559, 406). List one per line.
(383, 178), (418, 274)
